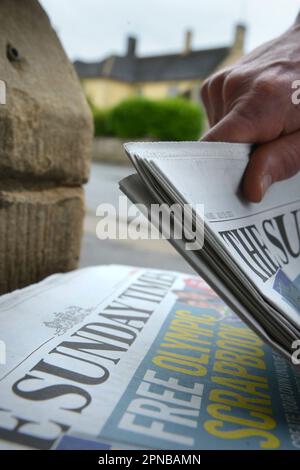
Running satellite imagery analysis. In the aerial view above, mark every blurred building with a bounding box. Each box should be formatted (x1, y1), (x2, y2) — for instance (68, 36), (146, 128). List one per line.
(74, 24), (246, 109)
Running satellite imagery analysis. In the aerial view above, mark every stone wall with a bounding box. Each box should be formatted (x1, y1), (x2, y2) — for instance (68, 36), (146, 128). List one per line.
(0, 0), (93, 293)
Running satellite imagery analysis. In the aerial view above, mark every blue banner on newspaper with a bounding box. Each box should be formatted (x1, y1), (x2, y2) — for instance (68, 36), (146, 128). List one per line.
(98, 276), (300, 450)
(55, 435), (112, 450)
(273, 269), (300, 313)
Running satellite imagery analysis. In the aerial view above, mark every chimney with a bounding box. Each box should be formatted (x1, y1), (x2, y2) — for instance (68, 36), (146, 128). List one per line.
(183, 30), (193, 55)
(232, 23), (246, 53)
(126, 36), (137, 57)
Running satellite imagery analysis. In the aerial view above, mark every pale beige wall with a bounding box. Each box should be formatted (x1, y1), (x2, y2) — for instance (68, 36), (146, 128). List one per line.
(82, 77), (204, 108)
(138, 79), (202, 101)
(82, 78), (135, 108)
(82, 53), (244, 109)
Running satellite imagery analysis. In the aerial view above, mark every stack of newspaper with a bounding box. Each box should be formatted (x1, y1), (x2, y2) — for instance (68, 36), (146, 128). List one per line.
(120, 142), (300, 361)
(1, 264), (300, 450)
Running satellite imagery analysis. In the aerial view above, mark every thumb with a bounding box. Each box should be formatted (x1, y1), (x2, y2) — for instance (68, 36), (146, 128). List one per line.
(243, 131), (300, 203)
(201, 108), (261, 143)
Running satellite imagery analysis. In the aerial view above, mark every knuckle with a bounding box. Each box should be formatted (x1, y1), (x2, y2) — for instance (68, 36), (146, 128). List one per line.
(252, 76), (280, 96)
(223, 71), (247, 93)
(200, 78), (210, 95)
(202, 70), (228, 100)
(200, 80), (209, 104)
(252, 68), (291, 98)
(200, 78), (209, 92)
(208, 71), (227, 90)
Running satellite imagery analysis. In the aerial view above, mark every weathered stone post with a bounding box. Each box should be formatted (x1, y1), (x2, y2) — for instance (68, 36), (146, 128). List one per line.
(0, 0), (93, 293)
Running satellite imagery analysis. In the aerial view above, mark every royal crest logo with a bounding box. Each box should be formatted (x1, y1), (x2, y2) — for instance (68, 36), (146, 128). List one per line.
(44, 306), (94, 336)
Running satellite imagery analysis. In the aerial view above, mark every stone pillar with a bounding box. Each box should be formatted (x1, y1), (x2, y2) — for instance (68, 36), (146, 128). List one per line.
(0, 0), (93, 293)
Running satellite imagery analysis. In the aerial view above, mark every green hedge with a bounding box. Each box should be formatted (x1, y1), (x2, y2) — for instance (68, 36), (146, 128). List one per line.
(150, 98), (204, 141)
(108, 98), (154, 138)
(91, 96), (204, 140)
(93, 108), (111, 137)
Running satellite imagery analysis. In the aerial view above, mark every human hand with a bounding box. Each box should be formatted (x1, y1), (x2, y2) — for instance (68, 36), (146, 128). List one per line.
(201, 16), (300, 202)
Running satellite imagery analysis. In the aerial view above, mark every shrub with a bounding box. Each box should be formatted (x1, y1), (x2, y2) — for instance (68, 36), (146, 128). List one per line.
(86, 98), (112, 137)
(108, 97), (155, 139)
(93, 108), (112, 137)
(150, 98), (204, 141)
(108, 96), (204, 140)
(89, 96), (204, 140)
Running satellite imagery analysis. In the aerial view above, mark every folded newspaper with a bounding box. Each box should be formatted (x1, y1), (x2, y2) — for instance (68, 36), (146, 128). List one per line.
(1, 264), (300, 450)
(120, 142), (300, 362)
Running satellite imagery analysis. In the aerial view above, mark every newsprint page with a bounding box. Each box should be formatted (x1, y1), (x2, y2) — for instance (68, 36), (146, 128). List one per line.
(0, 265), (299, 451)
(121, 142), (300, 360)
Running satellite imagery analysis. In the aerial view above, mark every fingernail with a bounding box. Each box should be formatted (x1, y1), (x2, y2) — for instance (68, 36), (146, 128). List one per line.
(260, 174), (272, 199)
